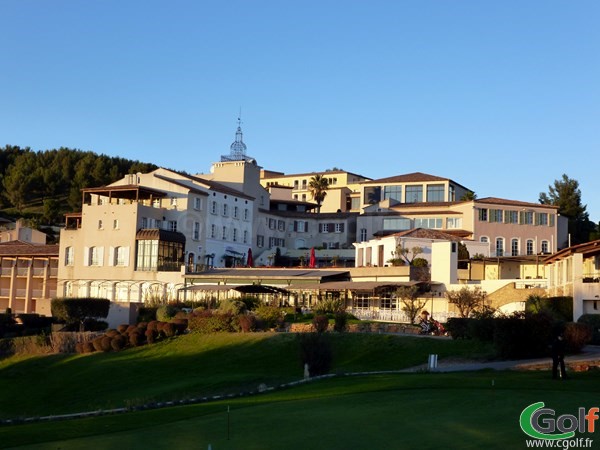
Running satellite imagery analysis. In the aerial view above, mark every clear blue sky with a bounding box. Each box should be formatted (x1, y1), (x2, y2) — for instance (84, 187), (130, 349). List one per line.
(1, 1), (599, 221)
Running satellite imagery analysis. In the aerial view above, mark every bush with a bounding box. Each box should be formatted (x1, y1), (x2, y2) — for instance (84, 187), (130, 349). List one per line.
(188, 311), (237, 334)
(137, 307), (158, 323)
(239, 296), (261, 311)
(312, 315), (329, 333)
(298, 333), (332, 377)
(238, 314), (257, 332)
(51, 298), (110, 328)
(218, 299), (247, 315)
(526, 295), (573, 322)
(156, 304), (178, 322)
(105, 329), (120, 338)
(117, 324), (129, 333)
(314, 298), (344, 315)
(92, 338), (103, 352)
(171, 319), (188, 334)
(145, 329), (157, 344)
(110, 335), (126, 351)
(446, 318), (471, 339)
(162, 322), (177, 338)
(564, 322), (592, 353)
(147, 321), (159, 332)
(255, 306), (283, 329)
(467, 317), (495, 342)
(577, 314), (600, 345)
(493, 313), (554, 359)
(100, 336), (112, 352)
(333, 312), (347, 333)
(129, 330), (145, 346)
(82, 342), (95, 353)
(75, 342), (84, 354)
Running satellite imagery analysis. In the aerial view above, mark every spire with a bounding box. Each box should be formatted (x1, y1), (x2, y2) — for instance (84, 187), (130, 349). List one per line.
(221, 114), (255, 163)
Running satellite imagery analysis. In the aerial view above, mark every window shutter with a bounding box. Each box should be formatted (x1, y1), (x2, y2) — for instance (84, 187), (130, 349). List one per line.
(97, 247), (105, 267)
(123, 247), (130, 266)
(293, 221), (298, 232)
(83, 247), (90, 266)
(340, 223), (345, 232)
(108, 247), (115, 266)
(319, 224), (323, 233)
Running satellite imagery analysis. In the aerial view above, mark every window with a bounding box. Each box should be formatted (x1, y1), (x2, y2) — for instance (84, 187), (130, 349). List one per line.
(505, 210), (518, 224)
(447, 218), (462, 229)
(170, 197), (177, 207)
(113, 219), (119, 229)
(135, 239), (183, 272)
(354, 293), (369, 309)
(243, 230), (248, 244)
(549, 214), (555, 227)
(114, 246), (127, 266)
(65, 246), (74, 266)
(541, 240), (549, 254)
(426, 184), (445, 202)
(489, 209), (503, 223)
(152, 198), (161, 208)
(380, 294), (396, 310)
(141, 217), (148, 228)
(234, 206), (239, 219)
(302, 180), (307, 189)
(478, 208), (488, 222)
(360, 228), (367, 242)
(294, 180), (299, 189)
(526, 239), (534, 255)
(233, 228), (238, 242)
(335, 223), (344, 233)
(98, 220), (104, 230)
(278, 220), (285, 231)
(320, 223), (330, 233)
(405, 185), (423, 203)
(89, 246), (102, 266)
(383, 218), (411, 230)
(495, 238), (504, 257)
(257, 235), (264, 248)
(350, 197), (361, 210)
(211, 201), (217, 214)
(168, 220), (177, 232)
(294, 220), (307, 232)
(194, 197), (202, 210)
(520, 211), (533, 225)
(223, 204), (228, 216)
(244, 208), (249, 221)
(383, 185), (402, 201)
(414, 218), (443, 229)
(193, 222), (200, 240)
(511, 239), (519, 256)
(302, 194), (306, 201)
(364, 186), (381, 204)
(268, 218), (276, 229)
(269, 237), (276, 248)
(480, 236), (489, 243)
(222, 226), (227, 240)
(536, 213), (548, 226)
(210, 225), (216, 239)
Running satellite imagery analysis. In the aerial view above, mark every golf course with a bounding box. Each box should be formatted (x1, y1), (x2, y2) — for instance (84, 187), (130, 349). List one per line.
(0, 332), (597, 449)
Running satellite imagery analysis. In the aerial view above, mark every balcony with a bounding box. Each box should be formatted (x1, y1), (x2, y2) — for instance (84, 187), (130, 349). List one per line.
(16, 268), (29, 277)
(0, 267), (12, 276)
(582, 274), (600, 283)
(0, 288), (9, 297)
(32, 268), (45, 277)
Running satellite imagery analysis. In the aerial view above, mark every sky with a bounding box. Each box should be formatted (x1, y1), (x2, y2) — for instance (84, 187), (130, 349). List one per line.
(1, 1), (599, 220)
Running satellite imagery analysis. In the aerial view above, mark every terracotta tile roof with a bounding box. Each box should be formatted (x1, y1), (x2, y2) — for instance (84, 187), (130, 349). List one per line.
(389, 228), (463, 241)
(364, 172), (449, 184)
(544, 239), (600, 264)
(186, 174), (256, 200)
(261, 169), (372, 181)
(0, 241), (59, 256)
(476, 197), (558, 210)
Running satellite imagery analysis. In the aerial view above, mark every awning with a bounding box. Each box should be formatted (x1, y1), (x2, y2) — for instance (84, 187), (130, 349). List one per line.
(180, 284), (290, 294)
(287, 281), (421, 291)
(136, 228), (186, 244)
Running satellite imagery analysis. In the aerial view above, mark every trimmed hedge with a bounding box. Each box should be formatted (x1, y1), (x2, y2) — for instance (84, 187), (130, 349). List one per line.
(51, 298), (110, 328)
(188, 311), (238, 333)
(577, 314), (600, 345)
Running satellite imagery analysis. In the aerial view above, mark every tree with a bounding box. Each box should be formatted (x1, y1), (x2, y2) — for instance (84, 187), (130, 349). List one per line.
(388, 243), (423, 266)
(308, 174), (329, 213)
(539, 174), (595, 245)
(460, 191), (477, 201)
(51, 298), (110, 331)
(446, 286), (486, 318)
(396, 286), (426, 324)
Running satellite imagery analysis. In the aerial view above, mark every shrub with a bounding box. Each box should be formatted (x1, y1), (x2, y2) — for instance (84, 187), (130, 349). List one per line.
(156, 304), (178, 322)
(526, 295), (573, 322)
(255, 306), (283, 329)
(333, 311), (347, 333)
(137, 322), (148, 331)
(129, 330), (144, 346)
(51, 298), (110, 329)
(493, 313), (553, 359)
(126, 325), (137, 334)
(100, 336), (112, 352)
(467, 317), (495, 342)
(75, 342), (84, 354)
(446, 318), (471, 339)
(147, 321), (159, 332)
(239, 296), (261, 311)
(312, 315), (329, 333)
(82, 342), (95, 353)
(172, 319), (188, 334)
(298, 333), (332, 377)
(137, 307), (158, 323)
(577, 314), (600, 345)
(238, 314), (257, 332)
(162, 322), (177, 338)
(105, 329), (120, 338)
(145, 329), (157, 344)
(110, 335), (126, 352)
(564, 322), (592, 353)
(188, 311), (236, 333)
(117, 324), (128, 333)
(314, 298), (344, 315)
(218, 299), (247, 315)
(92, 337), (103, 352)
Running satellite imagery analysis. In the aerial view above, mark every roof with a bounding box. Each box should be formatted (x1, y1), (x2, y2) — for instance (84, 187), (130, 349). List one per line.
(184, 268), (350, 281)
(187, 174), (255, 200)
(544, 239), (600, 264)
(364, 172), (449, 184)
(287, 281), (421, 291)
(181, 284), (290, 294)
(378, 228), (463, 241)
(153, 174), (209, 196)
(475, 197), (558, 210)
(135, 228), (187, 244)
(260, 169), (372, 182)
(0, 241), (59, 257)
(83, 184), (168, 199)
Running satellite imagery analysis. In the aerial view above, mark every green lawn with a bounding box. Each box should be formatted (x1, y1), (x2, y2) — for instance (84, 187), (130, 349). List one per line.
(0, 332), (493, 419)
(1, 371), (598, 449)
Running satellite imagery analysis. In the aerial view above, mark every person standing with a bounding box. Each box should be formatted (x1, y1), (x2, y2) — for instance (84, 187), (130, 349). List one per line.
(551, 333), (567, 380)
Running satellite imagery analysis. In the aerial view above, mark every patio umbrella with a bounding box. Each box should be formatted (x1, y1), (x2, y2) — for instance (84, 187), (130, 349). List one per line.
(246, 248), (253, 267)
(309, 247), (316, 268)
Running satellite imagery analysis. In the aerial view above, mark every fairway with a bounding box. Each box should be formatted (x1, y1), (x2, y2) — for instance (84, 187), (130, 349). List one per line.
(2, 370), (599, 450)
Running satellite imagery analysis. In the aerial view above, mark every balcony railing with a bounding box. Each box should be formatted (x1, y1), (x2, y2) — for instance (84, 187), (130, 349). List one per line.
(582, 274), (600, 283)
(16, 268), (29, 276)
(32, 268), (45, 276)
(0, 289), (9, 297)
(15, 289), (26, 297)
(0, 268), (12, 276)
(31, 289), (43, 298)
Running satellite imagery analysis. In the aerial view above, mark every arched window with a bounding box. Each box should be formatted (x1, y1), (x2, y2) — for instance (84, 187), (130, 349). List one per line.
(495, 237), (504, 257)
(526, 239), (534, 256)
(541, 240), (549, 254)
(511, 239), (519, 256)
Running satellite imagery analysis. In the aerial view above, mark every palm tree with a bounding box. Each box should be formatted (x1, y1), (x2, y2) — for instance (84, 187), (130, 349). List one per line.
(308, 174), (329, 213)
(460, 191), (477, 201)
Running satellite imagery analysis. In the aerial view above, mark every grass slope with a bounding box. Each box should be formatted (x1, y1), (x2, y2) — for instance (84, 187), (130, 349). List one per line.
(2, 371), (598, 449)
(0, 333), (493, 419)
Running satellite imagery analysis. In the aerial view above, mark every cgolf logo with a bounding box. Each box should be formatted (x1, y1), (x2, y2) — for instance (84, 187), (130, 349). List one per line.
(520, 402), (599, 440)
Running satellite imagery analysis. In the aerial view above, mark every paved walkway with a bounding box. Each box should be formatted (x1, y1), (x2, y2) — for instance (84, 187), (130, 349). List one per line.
(401, 345), (600, 373)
